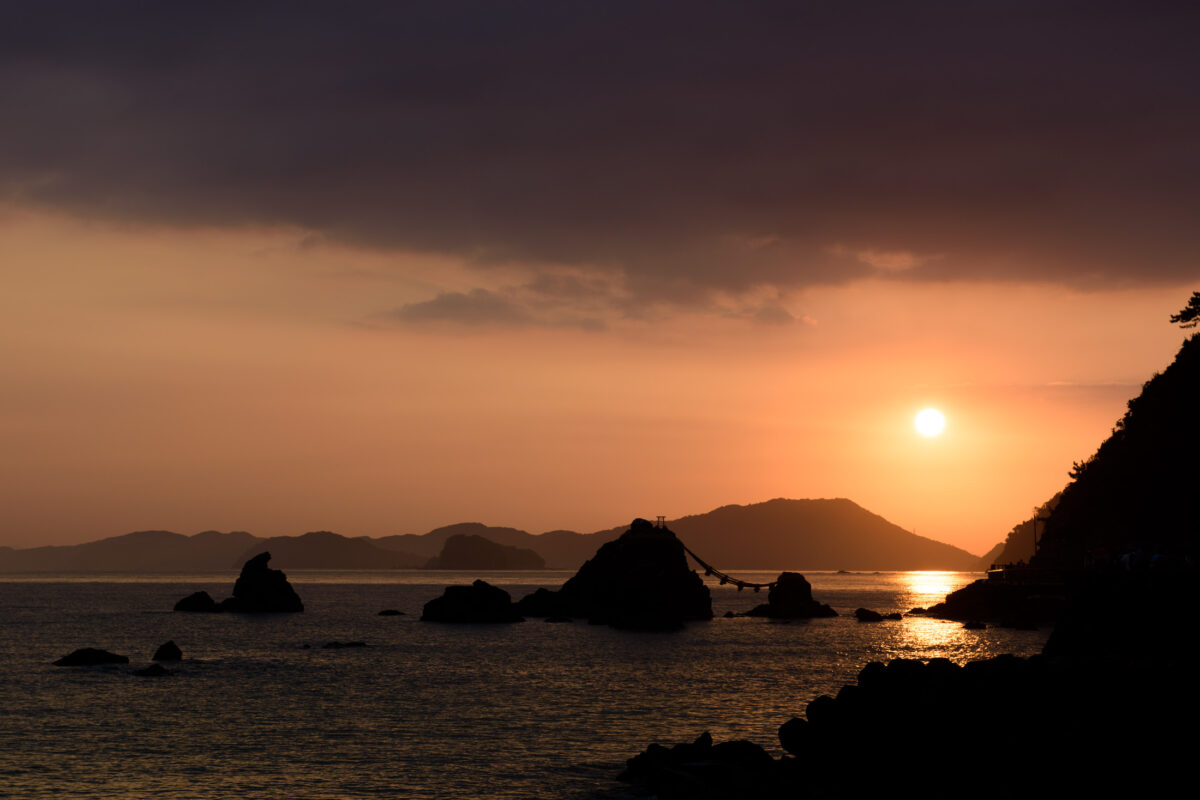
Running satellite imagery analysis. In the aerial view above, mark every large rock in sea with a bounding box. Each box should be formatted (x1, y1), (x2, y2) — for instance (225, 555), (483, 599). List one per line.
(223, 551), (304, 612)
(172, 552), (303, 613)
(744, 572), (837, 619)
(421, 579), (524, 623)
(516, 518), (713, 630)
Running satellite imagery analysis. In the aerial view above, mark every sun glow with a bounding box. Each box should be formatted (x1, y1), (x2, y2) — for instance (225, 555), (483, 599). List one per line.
(915, 408), (946, 437)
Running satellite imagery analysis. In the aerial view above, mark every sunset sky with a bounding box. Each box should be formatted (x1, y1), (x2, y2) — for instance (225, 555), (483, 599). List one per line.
(2, 2), (1198, 554)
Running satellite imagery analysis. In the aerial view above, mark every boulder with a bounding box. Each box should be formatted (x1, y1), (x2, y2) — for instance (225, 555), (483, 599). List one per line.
(173, 591), (220, 612)
(620, 732), (781, 798)
(516, 518), (712, 630)
(152, 640), (182, 661)
(53, 648), (129, 666)
(421, 579), (524, 623)
(222, 552), (304, 612)
(377, 609), (404, 616)
(744, 572), (837, 619)
(854, 607), (884, 622)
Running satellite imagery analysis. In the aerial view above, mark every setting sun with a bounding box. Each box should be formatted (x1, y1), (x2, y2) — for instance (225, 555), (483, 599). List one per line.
(915, 408), (946, 437)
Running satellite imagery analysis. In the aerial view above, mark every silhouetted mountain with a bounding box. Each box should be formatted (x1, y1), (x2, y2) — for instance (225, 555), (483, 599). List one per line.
(0, 530), (258, 572)
(1035, 334), (1200, 568)
(237, 531), (424, 570)
(663, 499), (979, 570)
(980, 493), (1062, 568)
(424, 534), (546, 570)
(374, 522), (618, 570)
(0, 498), (977, 572)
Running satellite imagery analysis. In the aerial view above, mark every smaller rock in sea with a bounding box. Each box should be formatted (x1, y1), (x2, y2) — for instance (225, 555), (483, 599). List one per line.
(421, 579), (524, 623)
(854, 608), (884, 622)
(54, 648), (129, 666)
(322, 641), (367, 649)
(963, 620), (986, 630)
(153, 640), (182, 661)
(174, 591), (220, 612)
(378, 609), (404, 616)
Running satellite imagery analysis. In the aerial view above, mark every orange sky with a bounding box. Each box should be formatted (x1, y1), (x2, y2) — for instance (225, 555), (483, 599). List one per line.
(3, 4), (1199, 556)
(1, 206), (1190, 554)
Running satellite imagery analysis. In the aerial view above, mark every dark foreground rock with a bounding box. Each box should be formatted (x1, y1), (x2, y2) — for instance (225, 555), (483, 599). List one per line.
(620, 732), (783, 800)
(921, 576), (1062, 627)
(624, 652), (1199, 799)
(421, 579), (524, 623)
(172, 552), (303, 613)
(54, 648), (129, 666)
(152, 640), (182, 661)
(744, 572), (837, 619)
(515, 518), (712, 630)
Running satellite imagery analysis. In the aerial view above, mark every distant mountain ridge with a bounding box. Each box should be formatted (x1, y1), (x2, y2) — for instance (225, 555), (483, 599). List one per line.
(0, 498), (980, 573)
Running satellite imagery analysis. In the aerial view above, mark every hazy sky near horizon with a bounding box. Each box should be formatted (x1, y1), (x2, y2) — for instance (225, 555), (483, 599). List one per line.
(2, 2), (1199, 554)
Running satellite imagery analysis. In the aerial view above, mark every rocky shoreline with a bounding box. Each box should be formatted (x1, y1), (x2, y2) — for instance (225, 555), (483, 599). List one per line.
(619, 570), (1200, 799)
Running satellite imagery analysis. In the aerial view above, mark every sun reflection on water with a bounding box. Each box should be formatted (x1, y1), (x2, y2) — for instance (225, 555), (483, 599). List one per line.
(900, 571), (960, 609)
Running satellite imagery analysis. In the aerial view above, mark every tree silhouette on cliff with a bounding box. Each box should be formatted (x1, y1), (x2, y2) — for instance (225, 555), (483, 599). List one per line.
(1034, 304), (1200, 568)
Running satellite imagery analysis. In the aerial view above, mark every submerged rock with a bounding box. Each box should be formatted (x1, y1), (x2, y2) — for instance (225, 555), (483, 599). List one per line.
(744, 572), (837, 619)
(516, 518), (712, 630)
(54, 648), (129, 666)
(421, 579), (524, 623)
(152, 640), (182, 661)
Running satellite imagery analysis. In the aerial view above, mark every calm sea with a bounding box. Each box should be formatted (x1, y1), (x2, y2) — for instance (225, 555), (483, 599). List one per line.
(0, 570), (1046, 799)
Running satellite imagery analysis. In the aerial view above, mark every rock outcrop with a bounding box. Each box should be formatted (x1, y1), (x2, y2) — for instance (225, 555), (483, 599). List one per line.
(171, 552), (303, 613)
(516, 518), (713, 630)
(53, 648), (129, 666)
(224, 552), (304, 612)
(421, 579), (524, 623)
(173, 591), (220, 612)
(744, 572), (837, 619)
(152, 640), (182, 661)
(620, 732), (783, 798)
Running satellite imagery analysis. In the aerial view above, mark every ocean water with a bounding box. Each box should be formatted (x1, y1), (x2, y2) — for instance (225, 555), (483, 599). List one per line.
(0, 571), (1047, 799)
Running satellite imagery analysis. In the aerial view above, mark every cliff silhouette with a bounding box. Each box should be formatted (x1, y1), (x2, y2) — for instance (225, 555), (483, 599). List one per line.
(1033, 333), (1200, 569)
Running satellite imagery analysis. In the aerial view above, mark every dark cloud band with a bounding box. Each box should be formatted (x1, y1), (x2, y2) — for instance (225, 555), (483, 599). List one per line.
(3, 1), (1199, 296)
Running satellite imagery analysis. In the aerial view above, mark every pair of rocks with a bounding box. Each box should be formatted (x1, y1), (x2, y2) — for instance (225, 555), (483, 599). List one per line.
(422, 519), (715, 630)
(174, 552), (303, 613)
(54, 640), (183, 676)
